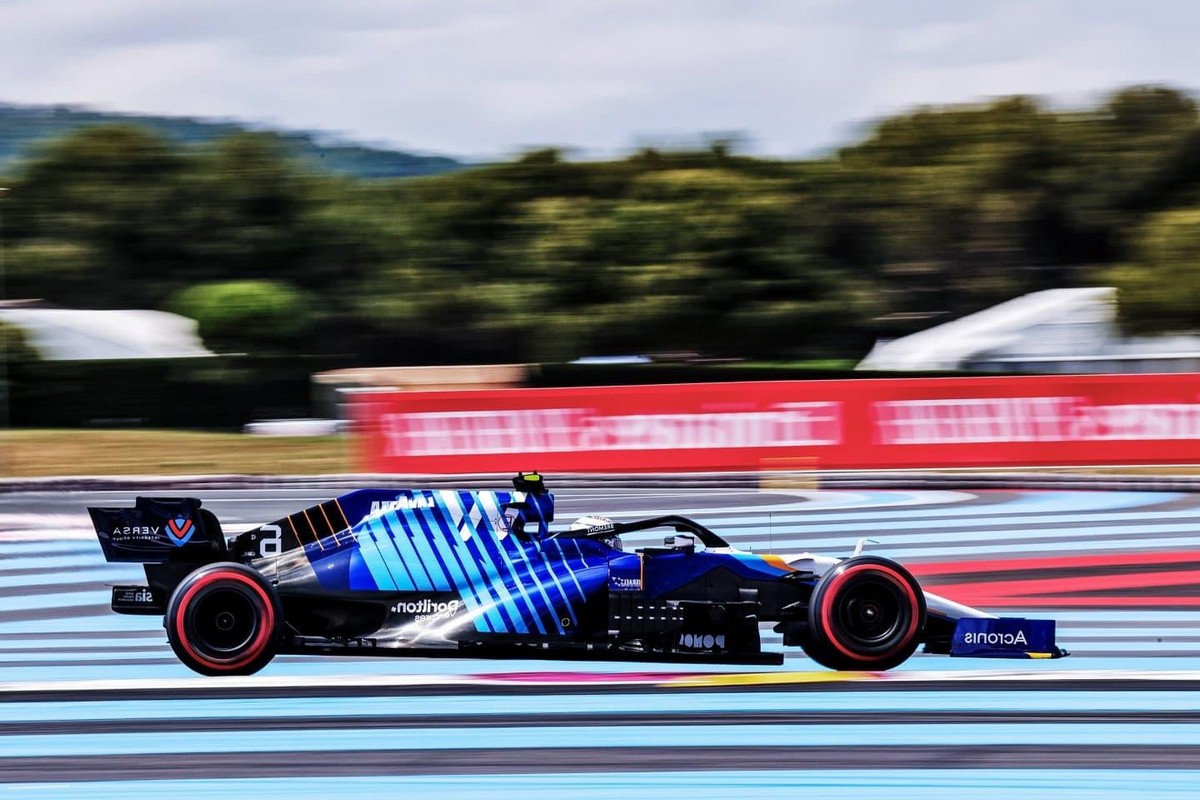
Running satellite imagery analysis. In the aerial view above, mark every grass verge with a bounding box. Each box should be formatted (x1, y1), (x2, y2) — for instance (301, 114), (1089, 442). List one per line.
(0, 429), (350, 477)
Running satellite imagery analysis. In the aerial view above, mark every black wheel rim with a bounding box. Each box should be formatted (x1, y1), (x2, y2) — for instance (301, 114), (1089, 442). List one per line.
(830, 573), (911, 654)
(188, 585), (260, 658)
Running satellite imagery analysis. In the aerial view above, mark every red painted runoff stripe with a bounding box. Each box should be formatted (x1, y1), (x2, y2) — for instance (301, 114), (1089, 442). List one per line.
(928, 594), (1200, 608)
(912, 550), (1200, 577)
(911, 551), (1200, 608)
(931, 568), (1200, 600)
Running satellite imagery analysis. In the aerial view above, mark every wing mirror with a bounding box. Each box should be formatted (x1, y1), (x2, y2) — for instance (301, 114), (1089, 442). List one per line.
(664, 533), (696, 551)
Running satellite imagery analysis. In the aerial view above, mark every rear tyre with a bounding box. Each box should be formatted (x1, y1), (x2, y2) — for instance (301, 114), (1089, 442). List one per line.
(803, 556), (925, 671)
(165, 562), (282, 676)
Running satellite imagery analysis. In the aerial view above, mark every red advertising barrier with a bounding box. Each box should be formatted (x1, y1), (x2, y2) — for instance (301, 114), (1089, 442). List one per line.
(352, 373), (1200, 473)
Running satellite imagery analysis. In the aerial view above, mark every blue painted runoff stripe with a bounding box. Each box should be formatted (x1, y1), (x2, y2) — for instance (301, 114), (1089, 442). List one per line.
(707, 519), (1200, 550)
(9, 771), (1200, 800)
(690, 491), (1183, 527)
(0, 555), (104, 573)
(0, 592), (105, 613)
(820, 534), (1200, 559)
(5, 722), (1200, 758)
(0, 541), (97, 555)
(0, 566), (144, 590)
(0, 636), (166, 651)
(1, 689), (1197, 725)
(0, 650), (177, 664)
(0, 654), (773, 683)
(605, 490), (972, 518)
(0, 615), (163, 636)
(705, 500), (1200, 534)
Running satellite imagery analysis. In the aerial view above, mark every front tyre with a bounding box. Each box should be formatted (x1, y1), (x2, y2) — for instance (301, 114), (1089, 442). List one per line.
(803, 556), (925, 671)
(165, 562), (282, 676)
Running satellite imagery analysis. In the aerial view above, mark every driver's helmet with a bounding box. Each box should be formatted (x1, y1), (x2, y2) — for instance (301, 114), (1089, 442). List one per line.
(570, 515), (621, 550)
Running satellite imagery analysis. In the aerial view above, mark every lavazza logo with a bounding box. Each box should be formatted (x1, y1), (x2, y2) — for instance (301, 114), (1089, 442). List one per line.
(963, 630), (1028, 646)
(369, 495), (437, 515)
(391, 598), (462, 622)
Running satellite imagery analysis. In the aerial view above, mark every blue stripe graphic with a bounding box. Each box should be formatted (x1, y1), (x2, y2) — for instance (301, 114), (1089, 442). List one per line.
(450, 492), (524, 634)
(416, 498), (510, 635)
(549, 539), (586, 600)
(459, 493), (546, 635)
(379, 514), (438, 592)
(394, 508), (454, 592)
(474, 491), (545, 636)
(495, 506), (564, 635)
(528, 540), (576, 628)
(355, 520), (398, 591)
(454, 494), (535, 635)
(433, 493), (506, 633)
(371, 516), (418, 591)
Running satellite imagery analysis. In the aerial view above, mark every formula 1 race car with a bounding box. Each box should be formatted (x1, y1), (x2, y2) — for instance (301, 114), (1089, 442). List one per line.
(89, 473), (1067, 675)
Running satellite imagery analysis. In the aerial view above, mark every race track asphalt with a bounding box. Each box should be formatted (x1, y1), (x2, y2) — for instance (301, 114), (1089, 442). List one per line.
(3, 482), (1200, 798)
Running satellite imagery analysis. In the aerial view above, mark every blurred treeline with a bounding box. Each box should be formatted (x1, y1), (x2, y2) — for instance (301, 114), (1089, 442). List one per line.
(6, 84), (1200, 367)
(0, 104), (462, 178)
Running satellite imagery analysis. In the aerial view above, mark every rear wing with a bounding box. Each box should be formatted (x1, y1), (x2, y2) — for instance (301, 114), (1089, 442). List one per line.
(88, 497), (226, 563)
(89, 473), (554, 565)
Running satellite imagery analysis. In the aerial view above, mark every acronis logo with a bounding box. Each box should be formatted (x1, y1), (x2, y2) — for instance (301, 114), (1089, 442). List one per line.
(951, 617), (1055, 657)
(962, 630), (1027, 646)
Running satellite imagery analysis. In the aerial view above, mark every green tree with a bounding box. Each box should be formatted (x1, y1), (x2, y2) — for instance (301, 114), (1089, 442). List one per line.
(1107, 207), (1200, 333)
(0, 319), (39, 363)
(8, 125), (187, 304)
(9, 84), (1200, 366)
(175, 133), (314, 282)
(169, 280), (315, 354)
(2, 240), (97, 305)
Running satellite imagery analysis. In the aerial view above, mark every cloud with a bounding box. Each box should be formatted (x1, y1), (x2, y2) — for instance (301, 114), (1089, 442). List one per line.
(0, 0), (1196, 158)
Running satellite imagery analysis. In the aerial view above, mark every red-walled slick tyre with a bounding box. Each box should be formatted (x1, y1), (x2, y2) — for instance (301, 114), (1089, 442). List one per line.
(803, 556), (926, 671)
(165, 562), (282, 676)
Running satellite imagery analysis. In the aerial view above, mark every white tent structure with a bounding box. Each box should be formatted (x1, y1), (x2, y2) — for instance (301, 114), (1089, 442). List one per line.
(857, 287), (1200, 373)
(0, 305), (214, 361)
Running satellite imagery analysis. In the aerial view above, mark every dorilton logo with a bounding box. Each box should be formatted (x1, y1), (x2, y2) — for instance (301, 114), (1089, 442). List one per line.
(963, 630), (1028, 646)
(611, 575), (642, 591)
(390, 598), (461, 621)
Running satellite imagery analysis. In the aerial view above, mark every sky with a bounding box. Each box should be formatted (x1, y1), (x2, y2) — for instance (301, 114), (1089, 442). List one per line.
(1, 0), (1199, 160)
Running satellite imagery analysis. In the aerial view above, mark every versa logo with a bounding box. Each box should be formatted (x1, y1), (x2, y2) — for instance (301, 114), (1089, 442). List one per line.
(166, 517), (195, 546)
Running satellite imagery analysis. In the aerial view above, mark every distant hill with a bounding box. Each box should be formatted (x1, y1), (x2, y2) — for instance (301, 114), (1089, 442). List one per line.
(0, 103), (463, 179)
